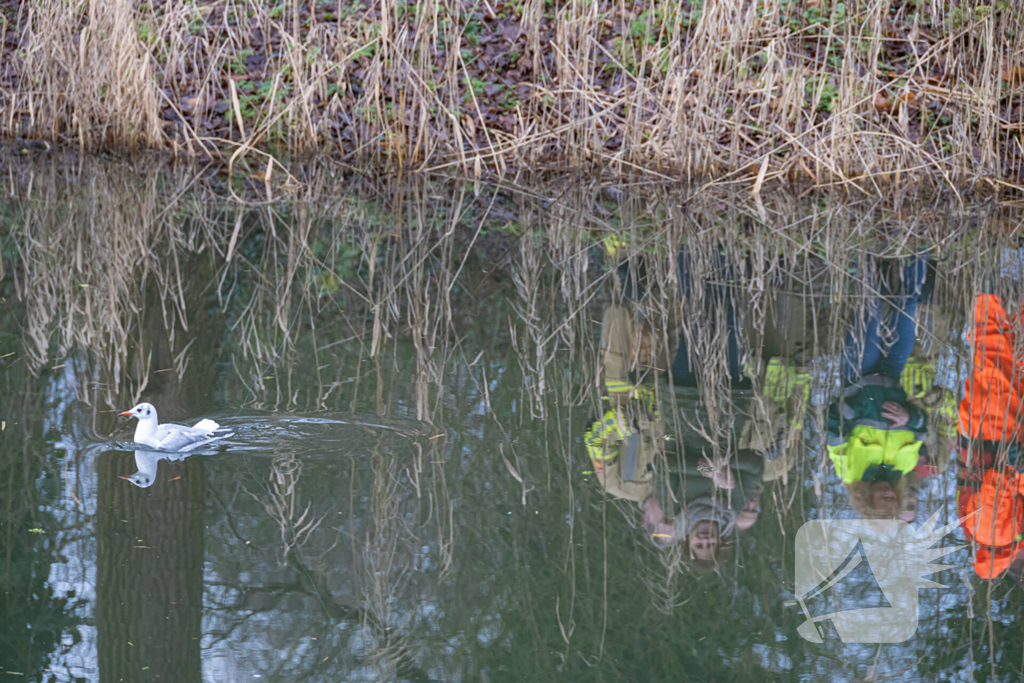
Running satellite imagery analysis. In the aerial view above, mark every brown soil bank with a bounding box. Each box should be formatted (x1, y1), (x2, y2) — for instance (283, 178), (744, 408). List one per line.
(1, 0), (1023, 190)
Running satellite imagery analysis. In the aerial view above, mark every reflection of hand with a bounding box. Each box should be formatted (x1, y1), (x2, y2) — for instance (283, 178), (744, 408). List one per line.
(700, 456), (735, 489)
(882, 401), (909, 427)
(642, 496), (676, 547)
(712, 468), (735, 490)
(642, 495), (665, 528)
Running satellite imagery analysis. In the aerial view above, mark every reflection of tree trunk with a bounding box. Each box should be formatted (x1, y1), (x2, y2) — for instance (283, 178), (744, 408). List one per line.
(96, 451), (205, 683)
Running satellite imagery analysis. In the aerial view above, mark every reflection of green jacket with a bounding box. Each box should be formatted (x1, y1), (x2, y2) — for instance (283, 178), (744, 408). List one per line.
(901, 356), (958, 466)
(827, 376), (926, 484)
(666, 449), (764, 515)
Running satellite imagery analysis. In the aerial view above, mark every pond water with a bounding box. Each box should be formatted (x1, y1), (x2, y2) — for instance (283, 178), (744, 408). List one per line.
(3, 162), (1024, 681)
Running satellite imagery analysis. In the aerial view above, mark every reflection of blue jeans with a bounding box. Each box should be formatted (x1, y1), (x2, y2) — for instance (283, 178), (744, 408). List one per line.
(841, 255), (929, 382)
(671, 249), (747, 387)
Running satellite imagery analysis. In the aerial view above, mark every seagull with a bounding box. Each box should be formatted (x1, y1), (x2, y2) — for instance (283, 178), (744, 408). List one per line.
(120, 402), (231, 452)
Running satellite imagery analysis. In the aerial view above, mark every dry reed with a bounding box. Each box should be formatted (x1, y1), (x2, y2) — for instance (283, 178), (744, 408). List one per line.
(1, 1), (1023, 190)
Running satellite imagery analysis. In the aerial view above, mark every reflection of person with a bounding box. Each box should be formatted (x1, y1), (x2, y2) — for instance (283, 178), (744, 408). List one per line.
(585, 246), (807, 568)
(956, 294), (1024, 579)
(827, 256), (931, 519)
(895, 263), (957, 522)
(638, 450), (765, 568)
(621, 248), (806, 472)
(735, 486), (762, 530)
(582, 380), (748, 569)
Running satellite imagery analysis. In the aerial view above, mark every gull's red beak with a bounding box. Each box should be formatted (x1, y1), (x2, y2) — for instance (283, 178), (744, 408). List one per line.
(119, 475), (131, 480)
(120, 411), (132, 417)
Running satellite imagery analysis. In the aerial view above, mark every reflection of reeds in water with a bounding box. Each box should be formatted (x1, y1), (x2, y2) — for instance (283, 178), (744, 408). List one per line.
(221, 187), (464, 676)
(10, 168), (225, 405)
(227, 204), (315, 407)
(246, 454), (326, 565)
(511, 231), (552, 419)
(3, 160), (1012, 412)
(360, 444), (420, 679)
(9, 163), (1024, 672)
(510, 187), (620, 419)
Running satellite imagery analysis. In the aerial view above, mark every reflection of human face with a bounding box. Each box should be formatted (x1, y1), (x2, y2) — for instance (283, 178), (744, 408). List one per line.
(871, 482), (899, 518)
(690, 520), (720, 560)
(899, 494), (919, 523)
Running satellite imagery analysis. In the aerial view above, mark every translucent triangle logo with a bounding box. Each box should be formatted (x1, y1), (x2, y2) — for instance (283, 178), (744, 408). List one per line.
(791, 512), (965, 643)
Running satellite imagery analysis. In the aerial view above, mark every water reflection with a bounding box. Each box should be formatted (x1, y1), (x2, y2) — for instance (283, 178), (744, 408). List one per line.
(588, 244), (808, 571)
(959, 293), (1024, 581)
(120, 449), (191, 489)
(96, 449), (204, 682)
(4, 161), (1024, 679)
(827, 254), (940, 522)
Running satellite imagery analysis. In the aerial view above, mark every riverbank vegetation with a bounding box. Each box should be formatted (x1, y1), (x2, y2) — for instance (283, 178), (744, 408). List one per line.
(2, 0), (1024, 190)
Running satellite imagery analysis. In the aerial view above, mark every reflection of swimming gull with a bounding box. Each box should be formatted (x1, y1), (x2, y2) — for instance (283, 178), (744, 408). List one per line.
(120, 402), (232, 451)
(120, 450), (187, 488)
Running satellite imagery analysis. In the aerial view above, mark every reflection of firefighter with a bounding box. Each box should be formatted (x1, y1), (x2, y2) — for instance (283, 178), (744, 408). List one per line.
(957, 294), (1024, 579)
(585, 300), (743, 567)
(583, 249), (809, 566)
(584, 379), (663, 504)
(583, 303), (667, 505)
(586, 257), (808, 503)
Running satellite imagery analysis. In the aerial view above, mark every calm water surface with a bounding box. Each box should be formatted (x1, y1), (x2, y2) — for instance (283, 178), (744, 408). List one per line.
(3, 163), (1024, 681)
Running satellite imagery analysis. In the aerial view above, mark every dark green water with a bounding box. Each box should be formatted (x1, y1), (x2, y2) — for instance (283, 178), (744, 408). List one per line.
(3, 163), (1024, 681)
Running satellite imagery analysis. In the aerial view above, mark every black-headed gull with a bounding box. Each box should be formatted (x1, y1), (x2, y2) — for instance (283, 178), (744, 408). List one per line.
(120, 402), (231, 451)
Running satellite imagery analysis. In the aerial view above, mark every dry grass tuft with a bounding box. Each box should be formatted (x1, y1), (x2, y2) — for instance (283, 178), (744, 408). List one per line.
(1, 1), (1023, 189)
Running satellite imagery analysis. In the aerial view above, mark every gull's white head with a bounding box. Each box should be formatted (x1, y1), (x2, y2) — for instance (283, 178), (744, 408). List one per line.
(120, 470), (155, 488)
(119, 450), (162, 488)
(120, 402), (158, 422)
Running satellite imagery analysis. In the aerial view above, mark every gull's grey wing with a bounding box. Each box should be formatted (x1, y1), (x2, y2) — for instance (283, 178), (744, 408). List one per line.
(155, 426), (215, 452)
